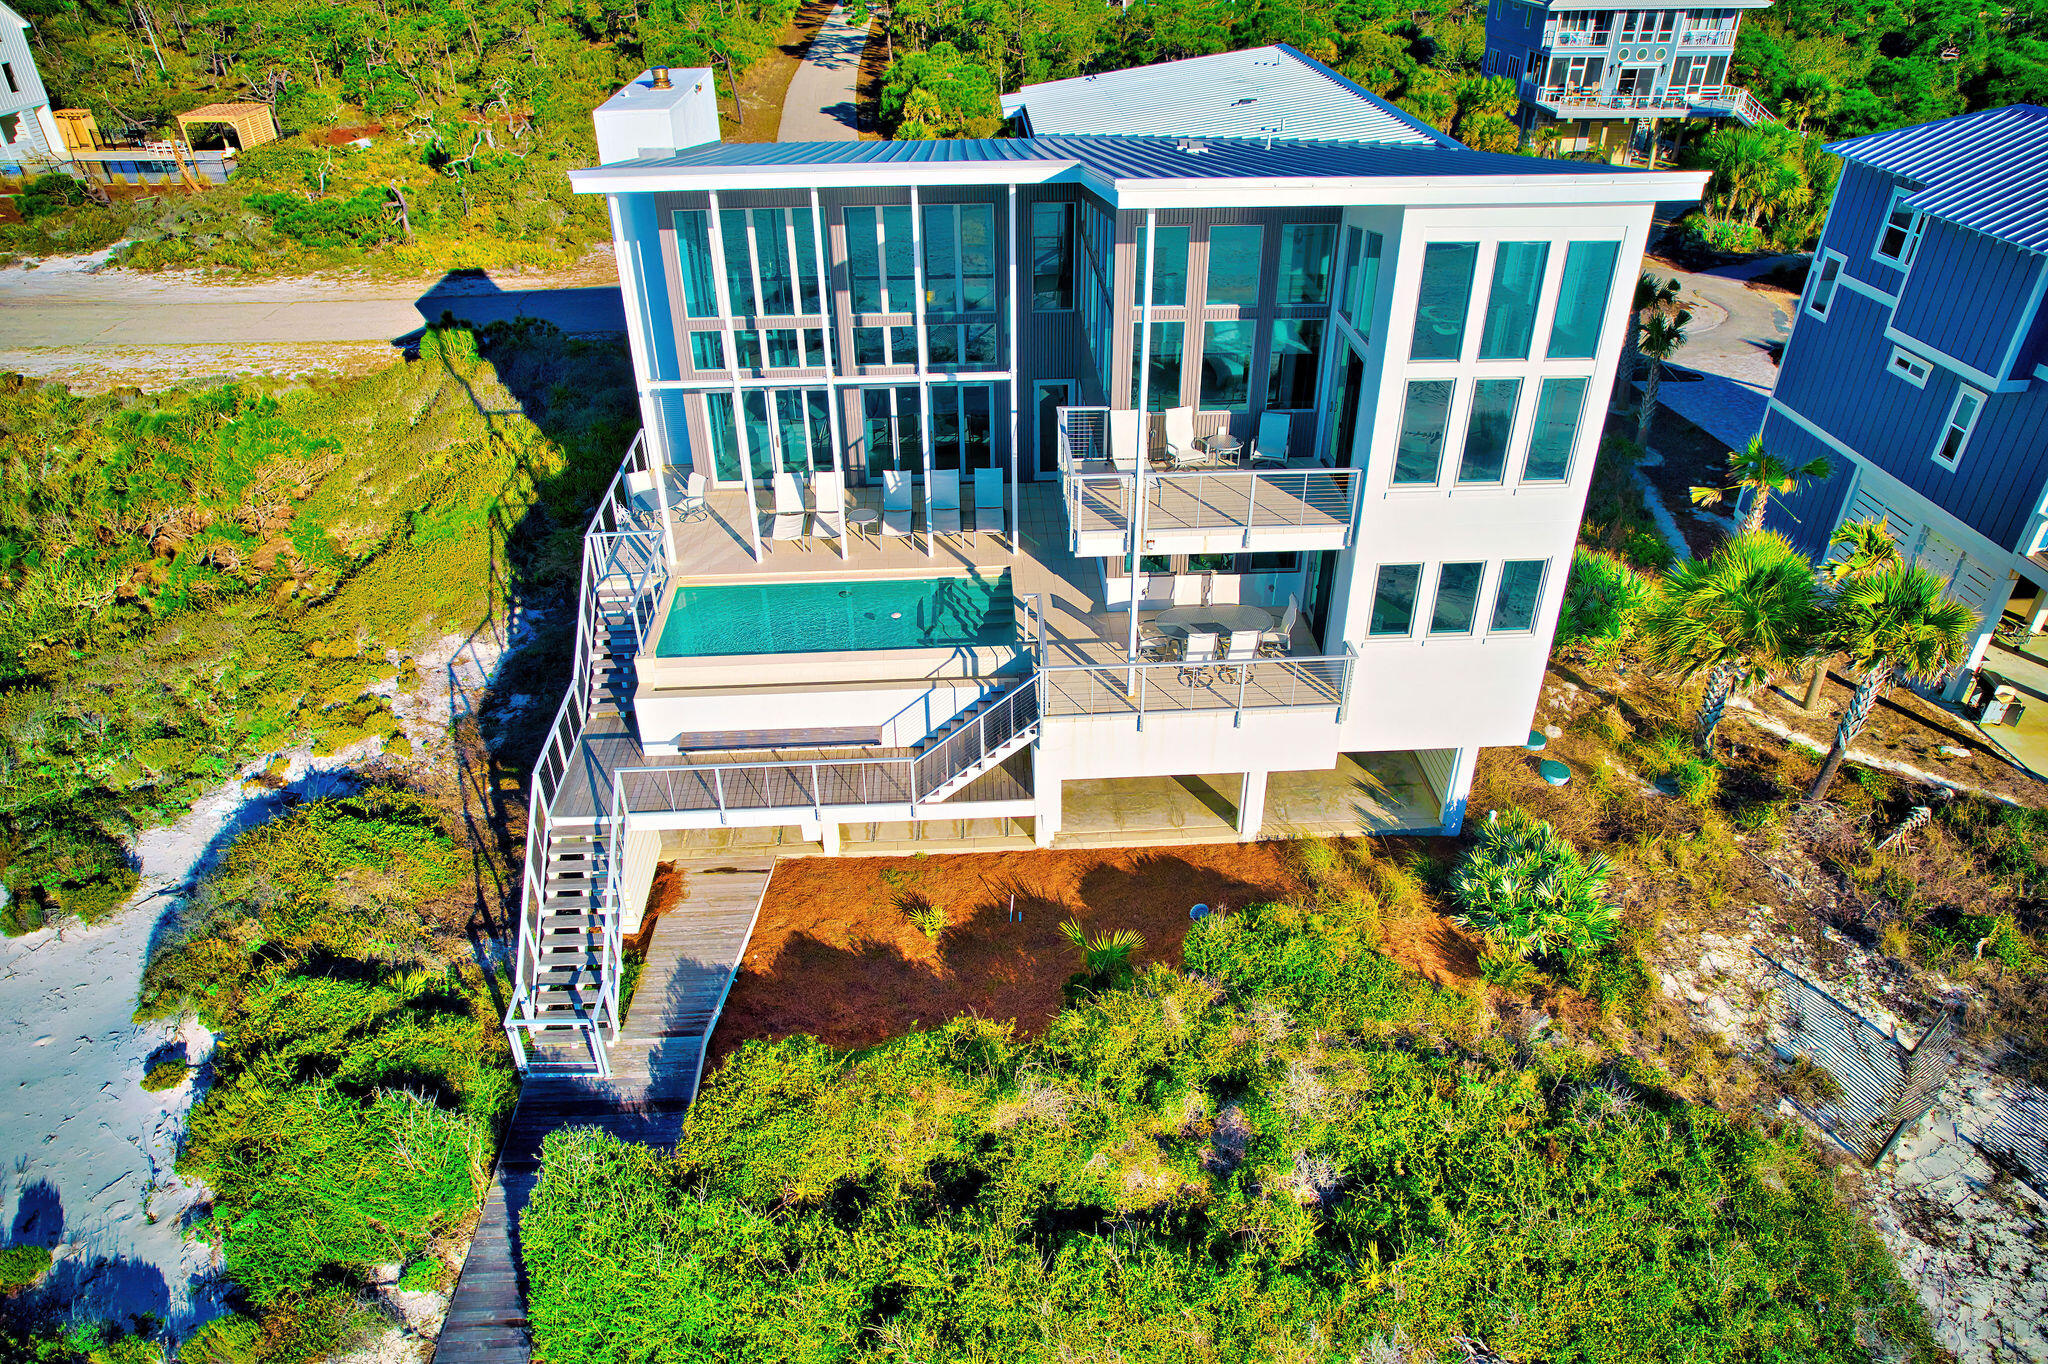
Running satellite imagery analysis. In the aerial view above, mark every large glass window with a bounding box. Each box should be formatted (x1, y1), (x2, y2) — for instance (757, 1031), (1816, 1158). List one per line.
(1410, 241), (1479, 360)
(1277, 223), (1336, 304)
(751, 209), (795, 314)
(719, 209), (757, 315)
(1133, 225), (1191, 306)
(1200, 320), (1256, 410)
(1478, 241), (1550, 360)
(1393, 379), (1455, 485)
(1457, 378), (1520, 484)
(1522, 377), (1587, 481)
(1206, 225), (1264, 306)
(923, 203), (997, 312)
(1132, 321), (1185, 410)
(853, 325), (918, 366)
(1430, 562), (1484, 635)
(1369, 564), (1422, 636)
(689, 331), (724, 369)
(1032, 201), (1076, 309)
(1491, 559), (1547, 632)
(1267, 319), (1323, 409)
(846, 205), (915, 313)
(674, 211), (718, 318)
(1340, 229), (1383, 337)
(930, 385), (996, 469)
(1547, 239), (1621, 360)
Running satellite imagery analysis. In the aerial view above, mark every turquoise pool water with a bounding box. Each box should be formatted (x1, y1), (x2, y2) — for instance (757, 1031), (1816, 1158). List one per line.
(655, 572), (1015, 657)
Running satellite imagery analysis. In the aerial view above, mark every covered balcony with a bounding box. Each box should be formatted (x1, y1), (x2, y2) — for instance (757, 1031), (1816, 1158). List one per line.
(1054, 405), (1355, 558)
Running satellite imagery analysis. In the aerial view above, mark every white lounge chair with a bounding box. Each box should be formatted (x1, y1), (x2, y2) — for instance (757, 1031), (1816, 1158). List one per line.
(674, 470), (710, 522)
(764, 471), (807, 548)
(1109, 409), (1144, 473)
(1260, 595), (1300, 656)
(1162, 405), (1200, 467)
(881, 470), (914, 538)
(1178, 630), (1219, 686)
(928, 469), (963, 537)
(1250, 411), (1291, 466)
(624, 470), (661, 526)
(809, 470), (846, 547)
(972, 467), (1005, 536)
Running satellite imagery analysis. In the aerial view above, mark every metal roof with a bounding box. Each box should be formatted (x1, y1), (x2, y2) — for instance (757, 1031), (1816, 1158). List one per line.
(999, 46), (1447, 147)
(1829, 105), (2048, 253)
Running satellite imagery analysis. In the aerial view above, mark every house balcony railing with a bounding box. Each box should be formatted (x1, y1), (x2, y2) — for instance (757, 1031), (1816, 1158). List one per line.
(1678, 27), (1738, 44)
(1524, 80), (1774, 124)
(1547, 29), (1612, 46)
(1039, 650), (1354, 724)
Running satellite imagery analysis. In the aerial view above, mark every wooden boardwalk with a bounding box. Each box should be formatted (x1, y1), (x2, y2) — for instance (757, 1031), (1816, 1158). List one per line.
(433, 858), (774, 1364)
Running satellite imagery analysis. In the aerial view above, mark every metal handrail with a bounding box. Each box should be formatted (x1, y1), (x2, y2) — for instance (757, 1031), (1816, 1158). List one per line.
(1036, 650), (1352, 723)
(1064, 464), (1353, 541)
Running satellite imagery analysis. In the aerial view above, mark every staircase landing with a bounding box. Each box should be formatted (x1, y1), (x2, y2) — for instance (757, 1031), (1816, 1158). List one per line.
(435, 858), (775, 1364)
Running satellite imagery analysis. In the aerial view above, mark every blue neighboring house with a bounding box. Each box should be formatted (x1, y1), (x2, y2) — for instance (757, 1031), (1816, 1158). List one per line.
(1761, 105), (2048, 700)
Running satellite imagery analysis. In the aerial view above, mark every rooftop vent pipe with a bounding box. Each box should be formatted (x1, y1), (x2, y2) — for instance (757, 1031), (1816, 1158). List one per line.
(651, 66), (672, 88)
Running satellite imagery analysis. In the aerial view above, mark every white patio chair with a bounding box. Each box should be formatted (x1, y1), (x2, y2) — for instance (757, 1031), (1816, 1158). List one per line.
(624, 470), (661, 524)
(928, 469), (963, 537)
(764, 471), (807, 548)
(808, 470), (846, 547)
(1109, 408), (1144, 473)
(674, 470), (710, 522)
(1162, 405), (1200, 468)
(1177, 630), (1219, 686)
(1260, 595), (1300, 657)
(1219, 628), (1263, 684)
(1250, 411), (1291, 467)
(881, 469), (914, 538)
(972, 467), (1005, 536)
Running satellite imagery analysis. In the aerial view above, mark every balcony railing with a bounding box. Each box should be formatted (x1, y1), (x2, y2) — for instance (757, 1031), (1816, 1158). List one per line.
(1678, 27), (1738, 44)
(1548, 29), (1612, 45)
(1523, 80), (1774, 123)
(1065, 465), (1355, 546)
(1040, 651), (1353, 723)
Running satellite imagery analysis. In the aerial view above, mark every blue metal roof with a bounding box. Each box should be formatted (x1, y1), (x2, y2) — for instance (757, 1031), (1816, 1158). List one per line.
(590, 131), (1653, 182)
(999, 46), (1448, 147)
(1829, 105), (2048, 253)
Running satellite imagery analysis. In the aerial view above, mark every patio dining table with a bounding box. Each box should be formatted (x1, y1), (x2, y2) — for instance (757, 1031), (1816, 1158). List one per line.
(1148, 605), (1275, 637)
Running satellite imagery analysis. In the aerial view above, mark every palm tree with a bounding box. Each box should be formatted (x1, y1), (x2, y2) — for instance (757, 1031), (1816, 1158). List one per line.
(1806, 562), (1978, 801)
(1059, 919), (1145, 996)
(1689, 437), (1832, 534)
(1619, 273), (1682, 411)
(1640, 531), (1824, 751)
(1635, 307), (1693, 448)
(1801, 517), (1903, 708)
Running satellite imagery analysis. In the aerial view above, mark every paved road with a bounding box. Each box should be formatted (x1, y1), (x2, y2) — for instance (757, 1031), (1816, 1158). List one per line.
(1641, 253), (1804, 451)
(0, 259), (626, 348)
(777, 3), (868, 141)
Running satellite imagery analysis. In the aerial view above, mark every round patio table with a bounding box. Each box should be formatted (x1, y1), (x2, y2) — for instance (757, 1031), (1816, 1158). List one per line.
(1150, 605), (1275, 637)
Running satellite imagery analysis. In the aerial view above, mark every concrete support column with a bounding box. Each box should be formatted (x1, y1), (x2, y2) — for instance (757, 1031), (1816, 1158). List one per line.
(615, 824), (663, 936)
(1033, 746), (1062, 848)
(819, 820), (843, 857)
(1237, 769), (1268, 842)
(1438, 746), (1479, 836)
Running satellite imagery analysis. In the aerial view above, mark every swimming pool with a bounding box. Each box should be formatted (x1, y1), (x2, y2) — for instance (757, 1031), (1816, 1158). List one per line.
(654, 572), (1016, 657)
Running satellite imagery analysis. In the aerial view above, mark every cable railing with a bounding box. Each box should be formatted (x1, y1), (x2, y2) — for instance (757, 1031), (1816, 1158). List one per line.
(1039, 649), (1354, 724)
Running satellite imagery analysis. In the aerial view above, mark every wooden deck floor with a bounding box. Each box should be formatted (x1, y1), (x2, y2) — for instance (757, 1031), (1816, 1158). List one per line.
(433, 859), (774, 1364)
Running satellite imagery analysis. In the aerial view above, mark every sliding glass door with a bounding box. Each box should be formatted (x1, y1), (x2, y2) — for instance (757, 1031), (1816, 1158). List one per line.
(862, 386), (923, 478)
(705, 387), (832, 484)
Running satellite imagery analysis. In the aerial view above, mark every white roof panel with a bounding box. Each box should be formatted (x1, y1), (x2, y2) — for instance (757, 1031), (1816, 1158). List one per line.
(1000, 45), (1447, 147)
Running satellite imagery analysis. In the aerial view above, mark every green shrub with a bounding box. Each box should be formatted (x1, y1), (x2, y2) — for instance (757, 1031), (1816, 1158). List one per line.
(16, 174), (89, 220)
(396, 1257), (448, 1293)
(902, 895), (946, 940)
(175, 1293), (367, 1364)
(1451, 810), (1620, 964)
(0, 1243), (53, 1290)
(1555, 547), (1654, 665)
(140, 1060), (190, 1092)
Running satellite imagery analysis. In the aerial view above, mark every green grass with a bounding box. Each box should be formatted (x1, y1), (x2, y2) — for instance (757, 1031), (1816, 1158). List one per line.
(0, 321), (632, 929)
(522, 900), (1936, 1364)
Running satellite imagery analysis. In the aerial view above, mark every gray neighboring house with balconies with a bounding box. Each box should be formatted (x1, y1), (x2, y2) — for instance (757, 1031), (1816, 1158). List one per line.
(1483, 1), (1775, 161)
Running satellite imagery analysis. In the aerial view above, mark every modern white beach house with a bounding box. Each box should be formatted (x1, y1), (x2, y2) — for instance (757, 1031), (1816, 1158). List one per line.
(505, 49), (1706, 1072)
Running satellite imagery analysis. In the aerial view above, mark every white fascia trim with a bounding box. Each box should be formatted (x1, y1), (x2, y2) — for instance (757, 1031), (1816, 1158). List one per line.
(570, 162), (1092, 194)
(1879, 323), (2027, 393)
(1836, 272), (1898, 309)
(1995, 259), (2048, 382)
(1766, 396), (2027, 566)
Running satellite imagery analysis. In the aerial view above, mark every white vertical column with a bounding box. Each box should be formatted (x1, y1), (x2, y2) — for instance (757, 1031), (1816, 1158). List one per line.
(605, 194), (677, 569)
(1128, 210), (1158, 676)
(1006, 184), (1021, 555)
(1438, 746), (1478, 835)
(707, 192), (763, 562)
(811, 189), (849, 560)
(1237, 769), (1268, 842)
(910, 187), (935, 559)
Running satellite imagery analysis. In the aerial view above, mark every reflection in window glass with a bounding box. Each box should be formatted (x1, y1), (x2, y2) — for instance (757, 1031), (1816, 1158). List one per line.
(1548, 239), (1621, 359)
(1206, 225), (1264, 306)
(1430, 562), (1484, 635)
(674, 211), (718, 318)
(753, 208), (794, 314)
(766, 328), (801, 367)
(1457, 378), (1520, 484)
(1522, 377), (1587, 481)
(705, 391), (741, 480)
(927, 325), (959, 366)
(965, 323), (998, 366)
(1201, 320), (1256, 409)
(882, 206), (914, 312)
(1032, 202), (1075, 309)
(1478, 241), (1549, 360)
(1133, 225), (1191, 306)
(1393, 379), (1455, 484)
(1345, 231), (1384, 339)
(1491, 559), (1547, 632)
(1370, 564), (1422, 636)
(719, 209), (756, 315)
(791, 211), (820, 312)
(689, 332), (724, 369)
(1133, 321), (1185, 411)
(960, 205), (996, 310)
(854, 327), (885, 365)
(1267, 319), (1323, 409)
(890, 326), (918, 364)
(733, 329), (762, 368)
(1277, 224), (1336, 304)
(1337, 227), (1362, 322)
(804, 328), (825, 366)
(1410, 241), (1479, 360)
(846, 206), (883, 312)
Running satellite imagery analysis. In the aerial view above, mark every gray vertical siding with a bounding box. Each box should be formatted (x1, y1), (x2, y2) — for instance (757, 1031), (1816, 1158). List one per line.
(1890, 218), (2043, 377)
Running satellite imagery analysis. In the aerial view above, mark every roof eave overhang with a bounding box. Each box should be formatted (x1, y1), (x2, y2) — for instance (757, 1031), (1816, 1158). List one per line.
(569, 160), (1092, 194)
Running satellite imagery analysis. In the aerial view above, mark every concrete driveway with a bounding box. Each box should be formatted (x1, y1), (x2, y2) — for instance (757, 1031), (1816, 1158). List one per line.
(1640, 253), (1804, 451)
(776, 4), (869, 142)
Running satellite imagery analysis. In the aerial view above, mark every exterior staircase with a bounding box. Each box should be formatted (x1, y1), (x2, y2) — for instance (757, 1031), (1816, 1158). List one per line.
(911, 674), (1041, 804)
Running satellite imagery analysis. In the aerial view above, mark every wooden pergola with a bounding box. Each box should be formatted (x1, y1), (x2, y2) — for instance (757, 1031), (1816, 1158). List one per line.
(174, 102), (277, 151)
